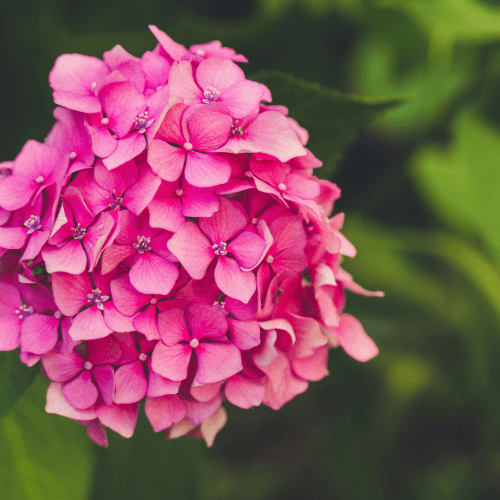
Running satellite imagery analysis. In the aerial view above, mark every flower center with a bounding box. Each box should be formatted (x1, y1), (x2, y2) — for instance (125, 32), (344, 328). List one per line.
(265, 255), (274, 264)
(212, 300), (227, 315)
(231, 120), (245, 136)
(108, 191), (123, 210)
(202, 86), (220, 104)
(189, 338), (200, 349)
(84, 361), (93, 370)
(138, 353), (148, 362)
(133, 236), (152, 254)
(69, 152), (77, 160)
(175, 188), (184, 197)
(14, 304), (34, 320)
(134, 111), (154, 134)
(54, 311), (62, 319)
(212, 242), (228, 256)
(87, 288), (110, 311)
(196, 49), (205, 56)
(101, 117), (109, 126)
(277, 183), (287, 191)
(72, 223), (87, 240)
(150, 298), (157, 305)
(251, 218), (258, 224)
(183, 142), (193, 151)
(23, 215), (42, 234)
(35, 176), (44, 184)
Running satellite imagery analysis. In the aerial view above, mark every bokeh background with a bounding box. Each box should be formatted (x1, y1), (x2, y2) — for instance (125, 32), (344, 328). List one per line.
(1, 0), (500, 498)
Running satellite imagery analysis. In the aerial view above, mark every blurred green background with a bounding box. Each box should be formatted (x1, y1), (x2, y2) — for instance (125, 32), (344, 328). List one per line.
(2, 0), (500, 498)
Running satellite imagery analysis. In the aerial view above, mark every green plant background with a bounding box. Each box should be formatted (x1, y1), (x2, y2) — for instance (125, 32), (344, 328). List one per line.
(1, 0), (500, 498)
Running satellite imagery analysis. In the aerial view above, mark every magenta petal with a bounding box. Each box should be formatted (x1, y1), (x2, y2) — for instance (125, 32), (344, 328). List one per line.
(123, 166), (161, 216)
(129, 253), (179, 296)
(20, 314), (58, 355)
(184, 151), (231, 188)
(181, 189), (219, 218)
(186, 303), (227, 341)
(148, 140), (186, 182)
(196, 58), (244, 93)
(157, 308), (190, 345)
(52, 272), (92, 316)
(222, 80), (264, 119)
(214, 256), (256, 304)
(103, 303), (136, 332)
(46, 382), (97, 420)
(43, 239), (88, 276)
(167, 61), (201, 105)
(334, 314), (379, 362)
(133, 307), (160, 341)
(0, 175), (36, 211)
(87, 125), (118, 158)
(225, 374), (265, 409)
(92, 365), (115, 406)
(110, 274), (149, 316)
(102, 134), (146, 170)
(95, 158), (137, 194)
(227, 318), (261, 350)
(101, 244), (137, 274)
(145, 395), (186, 432)
(151, 342), (191, 381)
(195, 342), (242, 384)
(227, 230), (266, 270)
(69, 305), (113, 341)
(187, 111), (232, 152)
(114, 360), (148, 404)
(148, 196), (184, 232)
(62, 370), (99, 410)
(41, 344), (84, 382)
(166, 221), (213, 280)
(96, 402), (138, 438)
(185, 392), (222, 425)
(198, 197), (247, 244)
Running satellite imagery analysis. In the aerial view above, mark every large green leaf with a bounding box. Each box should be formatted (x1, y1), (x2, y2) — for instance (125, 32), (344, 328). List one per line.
(0, 350), (37, 418)
(91, 408), (208, 500)
(0, 376), (94, 500)
(251, 70), (404, 176)
(411, 109), (500, 260)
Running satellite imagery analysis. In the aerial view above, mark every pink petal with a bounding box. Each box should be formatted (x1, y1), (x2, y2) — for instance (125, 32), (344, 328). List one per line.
(221, 80), (264, 119)
(334, 314), (379, 362)
(148, 140), (186, 182)
(20, 314), (58, 355)
(87, 335), (122, 365)
(184, 151), (231, 188)
(141, 51), (171, 88)
(87, 125), (118, 158)
(285, 173), (320, 199)
(52, 272), (91, 316)
(148, 196), (184, 232)
(146, 358), (181, 397)
(0, 227), (27, 249)
(46, 382), (97, 420)
(199, 407), (227, 447)
(0, 175), (36, 211)
(151, 342), (191, 381)
(110, 274), (149, 316)
(69, 305), (113, 341)
(196, 58), (245, 94)
(187, 111), (232, 152)
(185, 392), (222, 425)
(186, 302), (227, 341)
(157, 308), (190, 345)
(92, 365), (115, 406)
(167, 61), (201, 104)
(149, 25), (191, 61)
(181, 188), (219, 218)
(214, 256), (256, 304)
(101, 244), (137, 274)
(96, 402), (138, 438)
(227, 230), (266, 270)
(166, 221), (214, 280)
(227, 318), (261, 350)
(190, 380), (223, 402)
(114, 360), (148, 404)
(291, 346), (329, 381)
(195, 342), (242, 384)
(198, 197), (248, 244)
(129, 253), (179, 296)
(134, 307), (160, 341)
(123, 166), (161, 216)
(94, 159), (137, 194)
(225, 373), (265, 409)
(103, 303), (136, 332)
(145, 394), (186, 432)
(102, 133), (146, 170)
(41, 343), (84, 382)
(153, 102), (186, 145)
(62, 370), (99, 410)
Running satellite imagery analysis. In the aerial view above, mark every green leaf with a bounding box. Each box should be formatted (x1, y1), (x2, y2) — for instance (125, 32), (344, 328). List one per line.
(0, 376), (94, 500)
(411, 109), (500, 260)
(91, 408), (208, 500)
(251, 70), (404, 176)
(0, 350), (37, 418)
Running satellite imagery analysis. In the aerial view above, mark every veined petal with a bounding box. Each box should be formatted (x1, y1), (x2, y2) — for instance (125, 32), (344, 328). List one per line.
(151, 342), (192, 381)
(214, 256), (256, 304)
(195, 342), (242, 384)
(129, 253), (179, 296)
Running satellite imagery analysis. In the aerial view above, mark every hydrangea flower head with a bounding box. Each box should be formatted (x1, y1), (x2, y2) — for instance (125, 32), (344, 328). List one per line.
(0, 25), (383, 448)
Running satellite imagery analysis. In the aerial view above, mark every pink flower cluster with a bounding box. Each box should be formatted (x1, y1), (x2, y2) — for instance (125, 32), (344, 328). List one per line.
(0, 26), (383, 447)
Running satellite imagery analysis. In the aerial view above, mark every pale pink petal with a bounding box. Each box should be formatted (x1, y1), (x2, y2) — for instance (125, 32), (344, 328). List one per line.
(285, 173), (320, 199)
(69, 306), (113, 341)
(145, 394), (186, 432)
(214, 256), (256, 304)
(186, 302), (227, 341)
(46, 382), (97, 420)
(168, 419), (197, 439)
(225, 374), (265, 409)
(292, 346), (329, 381)
(96, 402), (138, 438)
(195, 342), (242, 384)
(114, 360), (148, 404)
(334, 314), (379, 362)
(62, 370), (99, 410)
(227, 318), (261, 350)
(148, 140), (186, 182)
(185, 392), (222, 425)
(190, 380), (223, 402)
(166, 221), (213, 280)
(92, 364), (115, 406)
(157, 308), (190, 345)
(151, 342), (191, 381)
(199, 407), (227, 447)
(184, 151), (231, 188)
(129, 253), (179, 296)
